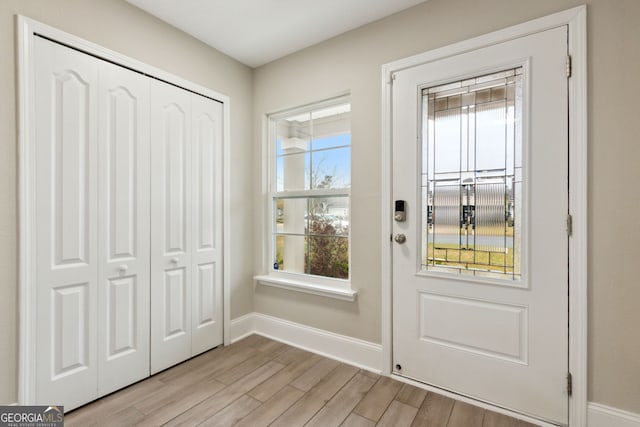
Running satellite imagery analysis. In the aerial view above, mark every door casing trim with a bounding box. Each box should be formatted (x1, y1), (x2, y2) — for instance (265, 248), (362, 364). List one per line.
(17, 15), (232, 405)
(380, 6), (587, 426)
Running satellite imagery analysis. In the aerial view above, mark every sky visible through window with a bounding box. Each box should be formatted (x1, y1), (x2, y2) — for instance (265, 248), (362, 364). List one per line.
(276, 133), (351, 191)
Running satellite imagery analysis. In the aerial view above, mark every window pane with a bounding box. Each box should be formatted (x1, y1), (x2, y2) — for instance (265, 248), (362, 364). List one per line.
(312, 133), (351, 151)
(308, 196), (349, 237)
(311, 147), (351, 189)
(275, 197), (307, 235)
(271, 97), (351, 281)
(276, 115), (310, 155)
(276, 152), (310, 192)
(422, 68), (522, 281)
(273, 195), (349, 277)
(274, 234), (305, 273)
(307, 236), (349, 279)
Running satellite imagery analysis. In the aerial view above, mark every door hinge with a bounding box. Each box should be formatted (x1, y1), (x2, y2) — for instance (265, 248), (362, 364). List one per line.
(566, 55), (572, 78)
(566, 214), (573, 237)
(389, 73), (396, 85)
(566, 372), (573, 396)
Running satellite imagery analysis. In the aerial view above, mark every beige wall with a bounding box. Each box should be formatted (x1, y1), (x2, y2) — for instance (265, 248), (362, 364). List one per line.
(0, 0), (255, 404)
(2, 0), (638, 416)
(253, 0), (640, 414)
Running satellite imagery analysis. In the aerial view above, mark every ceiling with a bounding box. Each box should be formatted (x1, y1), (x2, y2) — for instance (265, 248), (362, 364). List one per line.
(126, 0), (428, 68)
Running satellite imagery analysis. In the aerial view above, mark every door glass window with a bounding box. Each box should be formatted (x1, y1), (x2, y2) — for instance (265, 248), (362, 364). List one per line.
(421, 68), (523, 280)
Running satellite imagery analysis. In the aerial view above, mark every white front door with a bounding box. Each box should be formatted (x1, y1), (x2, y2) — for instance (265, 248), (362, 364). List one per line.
(392, 27), (569, 424)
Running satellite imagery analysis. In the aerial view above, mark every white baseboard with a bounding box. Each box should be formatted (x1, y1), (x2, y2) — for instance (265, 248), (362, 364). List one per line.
(229, 312), (383, 373)
(588, 403), (640, 427)
(229, 312), (255, 343)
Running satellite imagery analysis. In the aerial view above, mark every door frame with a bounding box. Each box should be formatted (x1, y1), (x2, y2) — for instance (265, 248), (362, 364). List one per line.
(381, 6), (587, 426)
(17, 16), (232, 405)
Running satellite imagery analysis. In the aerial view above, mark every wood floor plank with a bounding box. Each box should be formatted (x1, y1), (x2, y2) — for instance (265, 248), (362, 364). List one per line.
(65, 400), (108, 426)
(411, 392), (455, 426)
(518, 420), (541, 427)
(270, 363), (359, 426)
(64, 336), (531, 427)
(274, 346), (315, 365)
(134, 377), (223, 415)
(483, 410), (522, 427)
(377, 400), (419, 427)
(214, 352), (271, 385)
(306, 372), (377, 427)
(252, 337), (290, 356)
(158, 345), (259, 385)
(358, 369), (381, 380)
(234, 385), (304, 427)
(447, 400), (484, 427)
(133, 377), (227, 425)
(247, 350), (322, 402)
(163, 360), (286, 426)
(153, 345), (223, 381)
(340, 413), (376, 427)
(87, 406), (145, 427)
(352, 376), (403, 422)
(236, 333), (272, 348)
(66, 377), (165, 426)
(289, 357), (340, 392)
(198, 395), (262, 427)
(396, 383), (428, 408)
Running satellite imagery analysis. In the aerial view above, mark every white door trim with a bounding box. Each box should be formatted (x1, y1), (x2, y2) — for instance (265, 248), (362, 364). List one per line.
(17, 15), (232, 405)
(381, 6), (587, 426)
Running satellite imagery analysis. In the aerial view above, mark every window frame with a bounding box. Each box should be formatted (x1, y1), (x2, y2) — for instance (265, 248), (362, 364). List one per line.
(255, 95), (356, 301)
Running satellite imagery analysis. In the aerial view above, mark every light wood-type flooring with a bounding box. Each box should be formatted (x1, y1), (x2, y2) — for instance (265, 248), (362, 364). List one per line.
(66, 334), (539, 426)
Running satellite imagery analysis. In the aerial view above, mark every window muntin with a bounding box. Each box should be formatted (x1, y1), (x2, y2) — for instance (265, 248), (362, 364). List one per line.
(271, 98), (351, 281)
(421, 68), (523, 281)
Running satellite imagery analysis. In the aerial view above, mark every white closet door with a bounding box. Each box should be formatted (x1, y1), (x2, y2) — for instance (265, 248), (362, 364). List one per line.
(34, 37), (99, 409)
(150, 80), (193, 374)
(190, 95), (223, 355)
(97, 61), (150, 395)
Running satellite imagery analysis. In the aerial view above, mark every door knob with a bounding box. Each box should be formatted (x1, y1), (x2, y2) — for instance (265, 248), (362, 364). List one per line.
(170, 257), (179, 265)
(118, 264), (129, 273)
(394, 234), (407, 244)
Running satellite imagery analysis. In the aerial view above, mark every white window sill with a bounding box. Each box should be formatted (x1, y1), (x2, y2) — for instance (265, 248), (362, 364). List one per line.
(254, 274), (357, 302)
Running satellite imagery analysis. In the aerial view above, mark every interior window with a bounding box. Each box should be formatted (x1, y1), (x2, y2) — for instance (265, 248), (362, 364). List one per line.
(271, 98), (351, 280)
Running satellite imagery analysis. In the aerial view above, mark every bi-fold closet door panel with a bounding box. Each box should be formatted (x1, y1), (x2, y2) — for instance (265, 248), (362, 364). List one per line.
(34, 37), (151, 408)
(150, 81), (193, 373)
(150, 81), (224, 374)
(34, 36), (100, 411)
(32, 36), (223, 408)
(97, 61), (151, 396)
(191, 95), (223, 356)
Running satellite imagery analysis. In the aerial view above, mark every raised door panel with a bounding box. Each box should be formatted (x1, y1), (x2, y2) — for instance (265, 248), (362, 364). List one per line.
(52, 283), (91, 378)
(52, 71), (91, 267)
(97, 61), (150, 396)
(191, 96), (223, 355)
(34, 36), (99, 410)
(150, 80), (192, 374)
